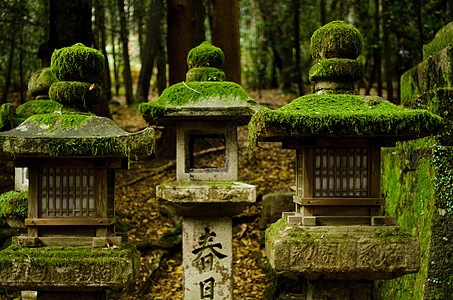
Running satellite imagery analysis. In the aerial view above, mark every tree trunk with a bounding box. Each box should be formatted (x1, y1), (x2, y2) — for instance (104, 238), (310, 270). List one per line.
(19, 34), (24, 104)
(293, 0), (304, 96)
(93, 0), (112, 117)
(1, 28), (16, 104)
(167, 0), (194, 85)
(45, 0), (94, 63)
(135, 0), (164, 104)
(157, 31), (167, 95)
(415, 0), (423, 61)
(211, 0), (241, 83)
(320, 0), (327, 25)
(381, 0), (394, 102)
(111, 31), (120, 96)
(117, 0), (134, 105)
(374, 0), (382, 96)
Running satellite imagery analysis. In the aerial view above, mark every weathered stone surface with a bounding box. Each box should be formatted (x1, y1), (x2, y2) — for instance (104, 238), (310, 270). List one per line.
(266, 219), (420, 280)
(15, 167), (28, 192)
(0, 244), (140, 291)
(400, 46), (452, 106)
(423, 21), (453, 60)
(259, 191), (295, 228)
(183, 217), (232, 300)
(0, 116), (155, 158)
(157, 182), (255, 217)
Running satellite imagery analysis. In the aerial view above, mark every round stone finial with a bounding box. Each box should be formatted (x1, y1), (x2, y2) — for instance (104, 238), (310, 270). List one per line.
(51, 43), (104, 82)
(187, 41), (224, 69)
(311, 20), (363, 60)
(28, 68), (58, 99)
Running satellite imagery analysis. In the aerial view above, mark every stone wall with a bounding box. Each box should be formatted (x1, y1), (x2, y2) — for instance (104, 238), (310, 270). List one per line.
(375, 22), (453, 300)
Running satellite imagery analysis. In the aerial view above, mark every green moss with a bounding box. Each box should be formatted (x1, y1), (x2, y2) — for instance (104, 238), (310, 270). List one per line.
(247, 94), (443, 150)
(139, 81), (256, 124)
(49, 81), (103, 110)
(28, 68), (58, 98)
(186, 67), (225, 82)
(377, 138), (437, 299)
(15, 100), (63, 124)
(0, 103), (16, 132)
(423, 21), (453, 60)
(50, 43), (104, 82)
(0, 243), (139, 268)
(187, 41), (224, 69)
(432, 145), (453, 214)
(0, 191), (27, 218)
(309, 58), (363, 83)
(29, 113), (93, 132)
(310, 20), (363, 60)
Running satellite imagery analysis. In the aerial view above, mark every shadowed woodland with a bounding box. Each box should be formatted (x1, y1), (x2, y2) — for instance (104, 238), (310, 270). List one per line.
(0, 0), (452, 299)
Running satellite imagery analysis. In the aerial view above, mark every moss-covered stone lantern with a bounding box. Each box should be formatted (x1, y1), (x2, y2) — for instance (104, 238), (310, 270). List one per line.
(140, 41), (257, 299)
(248, 21), (443, 298)
(0, 44), (153, 299)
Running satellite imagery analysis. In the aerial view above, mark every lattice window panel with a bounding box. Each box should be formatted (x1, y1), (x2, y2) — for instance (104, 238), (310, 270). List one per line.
(40, 168), (95, 217)
(314, 148), (369, 197)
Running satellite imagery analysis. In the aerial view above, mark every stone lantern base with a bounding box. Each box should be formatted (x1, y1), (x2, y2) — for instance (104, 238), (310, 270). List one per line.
(0, 243), (140, 298)
(266, 218), (420, 281)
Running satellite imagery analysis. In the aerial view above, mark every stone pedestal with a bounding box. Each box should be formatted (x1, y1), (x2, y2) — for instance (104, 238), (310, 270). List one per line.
(21, 291), (106, 300)
(183, 217), (232, 299)
(158, 182), (255, 299)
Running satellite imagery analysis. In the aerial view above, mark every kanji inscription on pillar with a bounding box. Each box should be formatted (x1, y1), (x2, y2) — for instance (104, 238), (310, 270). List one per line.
(183, 217), (233, 300)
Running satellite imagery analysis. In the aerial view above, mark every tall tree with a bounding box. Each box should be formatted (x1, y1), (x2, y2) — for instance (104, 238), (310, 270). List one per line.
(167, 0), (205, 85)
(117, 0), (134, 105)
(211, 0), (241, 83)
(381, 0), (394, 102)
(135, 0), (164, 103)
(41, 0), (93, 66)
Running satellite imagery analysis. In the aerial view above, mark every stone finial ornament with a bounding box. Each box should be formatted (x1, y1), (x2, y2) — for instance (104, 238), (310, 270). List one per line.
(309, 20), (364, 93)
(186, 41), (226, 82)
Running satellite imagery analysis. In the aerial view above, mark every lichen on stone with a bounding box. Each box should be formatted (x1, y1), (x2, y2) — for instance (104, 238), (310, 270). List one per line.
(310, 20), (363, 60)
(51, 43), (104, 82)
(187, 41), (224, 69)
(29, 113), (93, 132)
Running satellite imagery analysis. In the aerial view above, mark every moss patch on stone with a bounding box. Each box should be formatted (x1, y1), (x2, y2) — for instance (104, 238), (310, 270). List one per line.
(139, 81), (256, 124)
(247, 94), (443, 150)
(51, 43), (104, 82)
(15, 100), (63, 124)
(28, 68), (58, 98)
(187, 41), (224, 69)
(0, 243), (139, 268)
(309, 58), (363, 83)
(186, 67), (225, 82)
(49, 81), (102, 109)
(423, 21), (453, 60)
(29, 113), (93, 132)
(0, 190), (27, 218)
(310, 20), (363, 60)
(0, 103), (17, 132)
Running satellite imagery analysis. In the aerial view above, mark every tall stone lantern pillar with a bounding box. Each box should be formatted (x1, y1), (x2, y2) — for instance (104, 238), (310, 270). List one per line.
(0, 44), (155, 300)
(140, 42), (258, 299)
(248, 21), (443, 299)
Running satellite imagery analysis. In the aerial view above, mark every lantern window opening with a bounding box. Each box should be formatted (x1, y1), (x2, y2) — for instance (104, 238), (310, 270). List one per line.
(189, 133), (227, 171)
(40, 167), (95, 217)
(313, 147), (370, 198)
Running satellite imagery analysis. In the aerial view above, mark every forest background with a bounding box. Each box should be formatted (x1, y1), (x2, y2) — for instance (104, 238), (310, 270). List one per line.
(0, 0), (451, 108)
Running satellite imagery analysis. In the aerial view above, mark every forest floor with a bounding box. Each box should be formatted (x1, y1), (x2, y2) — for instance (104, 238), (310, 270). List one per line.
(0, 89), (297, 299)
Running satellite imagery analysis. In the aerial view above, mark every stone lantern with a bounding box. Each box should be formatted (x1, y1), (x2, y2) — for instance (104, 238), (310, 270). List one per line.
(0, 44), (154, 299)
(140, 41), (257, 299)
(248, 21), (443, 298)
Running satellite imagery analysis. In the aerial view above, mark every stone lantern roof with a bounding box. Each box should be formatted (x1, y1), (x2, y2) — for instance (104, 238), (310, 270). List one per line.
(140, 41), (259, 125)
(248, 21), (443, 148)
(0, 43), (154, 159)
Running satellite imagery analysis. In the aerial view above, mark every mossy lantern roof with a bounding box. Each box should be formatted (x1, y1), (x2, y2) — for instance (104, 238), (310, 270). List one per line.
(140, 42), (259, 126)
(0, 114), (155, 158)
(0, 43), (155, 159)
(247, 21), (443, 147)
